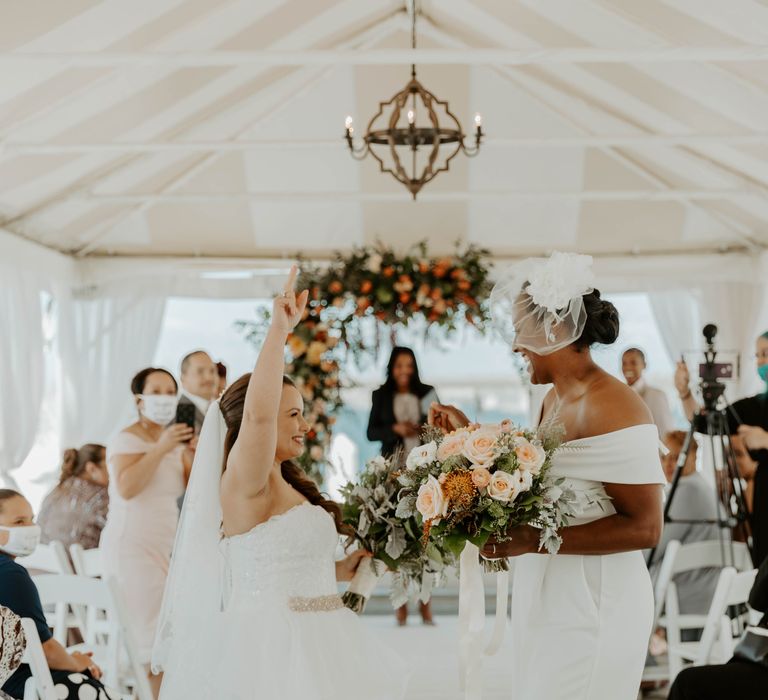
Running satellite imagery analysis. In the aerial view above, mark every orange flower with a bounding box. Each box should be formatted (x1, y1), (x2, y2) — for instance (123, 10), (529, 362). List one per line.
(287, 335), (308, 357)
(433, 266), (447, 279)
(382, 266), (395, 278)
(418, 261), (430, 274)
(328, 280), (343, 294)
(451, 268), (467, 280)
(399, 292), (411, 304)
(429, 288), (443, 300)
(357, 296), (370, 311)
(442, 470), (477, 514)
(458, 280), (471, 291)
(360, 280), (373, 294)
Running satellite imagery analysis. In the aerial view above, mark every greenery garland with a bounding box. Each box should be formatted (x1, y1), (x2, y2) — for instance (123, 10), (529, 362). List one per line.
(239, 241), (493, 482)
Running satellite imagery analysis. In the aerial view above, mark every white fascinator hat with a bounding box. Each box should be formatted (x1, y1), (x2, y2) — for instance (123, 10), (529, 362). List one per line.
(490, 251), (596, 355)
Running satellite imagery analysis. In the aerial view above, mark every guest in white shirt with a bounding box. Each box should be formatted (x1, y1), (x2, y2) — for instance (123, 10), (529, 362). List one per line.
(178, 350), (218, 433)
(622, 347), (674, 438)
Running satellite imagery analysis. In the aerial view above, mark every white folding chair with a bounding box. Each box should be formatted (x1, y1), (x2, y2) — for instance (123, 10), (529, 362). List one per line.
(32, 575), (152, 700)
(653, 539), (752, 634)
(32, 575), (120, 689)
(17, 542), (72, 575)
(20, 619), (57, 700)
(667, 567), (758, 682)
(69, 544), (103, 578)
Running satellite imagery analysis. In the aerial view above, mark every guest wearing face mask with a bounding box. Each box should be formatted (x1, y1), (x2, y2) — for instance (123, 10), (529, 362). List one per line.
(676, 331), (768, 566)
(37, 444), (109, 551)
(99, 368), (192, 697)
(0, 489), (116, 700)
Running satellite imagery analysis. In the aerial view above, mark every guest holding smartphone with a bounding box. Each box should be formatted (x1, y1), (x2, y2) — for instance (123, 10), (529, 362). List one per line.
(100, 367), (192, 697)
(367, 346), (438, 625)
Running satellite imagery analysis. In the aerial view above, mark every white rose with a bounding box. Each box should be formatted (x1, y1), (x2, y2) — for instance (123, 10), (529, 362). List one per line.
(487, 471), (517, 502)
(368, 455), (389, 472)
(416, 474), (449, 522)
(310, 445), (325, 461)
(460, 427), (499, 468)
(406, 441), (437, 470)
(513, 469), (533, 494)
(368, 253), (383, 273)
(514, 438), (546, 475)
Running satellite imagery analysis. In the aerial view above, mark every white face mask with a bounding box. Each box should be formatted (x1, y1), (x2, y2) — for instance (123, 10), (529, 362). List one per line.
(0, 524), (41, 558)
(139, 394), (179, 425)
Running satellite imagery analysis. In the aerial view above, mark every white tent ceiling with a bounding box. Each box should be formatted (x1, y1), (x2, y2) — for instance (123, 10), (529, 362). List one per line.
(1, 0), (768, 261)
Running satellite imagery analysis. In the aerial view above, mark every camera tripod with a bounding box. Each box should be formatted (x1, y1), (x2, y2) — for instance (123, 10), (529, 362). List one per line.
(647, 324), (753, 570)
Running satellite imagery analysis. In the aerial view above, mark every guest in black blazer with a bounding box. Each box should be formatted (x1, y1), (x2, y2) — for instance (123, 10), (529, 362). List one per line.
(367, 346), (438, 625)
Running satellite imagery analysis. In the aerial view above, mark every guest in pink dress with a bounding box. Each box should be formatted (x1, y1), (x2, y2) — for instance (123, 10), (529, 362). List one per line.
(100, 367), (193, 697)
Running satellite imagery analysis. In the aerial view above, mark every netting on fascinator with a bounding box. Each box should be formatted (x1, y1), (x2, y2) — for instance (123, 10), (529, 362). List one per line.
(490, 252), (596, 355)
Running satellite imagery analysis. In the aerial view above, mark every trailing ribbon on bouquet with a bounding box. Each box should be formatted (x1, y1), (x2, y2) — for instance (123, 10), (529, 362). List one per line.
(457, 543), (509, 700)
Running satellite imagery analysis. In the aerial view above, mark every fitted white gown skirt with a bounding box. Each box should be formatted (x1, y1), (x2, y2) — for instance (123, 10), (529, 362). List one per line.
(507, 425), (665, 700)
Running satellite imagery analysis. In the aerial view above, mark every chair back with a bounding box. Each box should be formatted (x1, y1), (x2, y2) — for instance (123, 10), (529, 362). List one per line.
(17, 542), (72, 575)
(671, 540), (751, 575)
(32, 575), (120, 687)
(69, 544), (103, 578)
(19, 619), (56, 700)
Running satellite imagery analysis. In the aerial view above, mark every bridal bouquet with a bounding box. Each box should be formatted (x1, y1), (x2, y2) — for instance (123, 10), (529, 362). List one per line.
(340, 455), (451, 613)
(395, 420), (576, 571)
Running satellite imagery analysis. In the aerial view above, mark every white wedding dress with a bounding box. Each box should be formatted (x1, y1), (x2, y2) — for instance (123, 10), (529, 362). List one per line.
(507, 424), (665, 700)
(159, 501), (406, 699)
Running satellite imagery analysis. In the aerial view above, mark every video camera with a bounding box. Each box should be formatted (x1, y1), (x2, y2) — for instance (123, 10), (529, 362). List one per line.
(697, 324), (734, 411)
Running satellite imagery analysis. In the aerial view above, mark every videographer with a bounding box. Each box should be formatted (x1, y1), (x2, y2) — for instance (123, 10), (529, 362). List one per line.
(675, 331), (768, 565)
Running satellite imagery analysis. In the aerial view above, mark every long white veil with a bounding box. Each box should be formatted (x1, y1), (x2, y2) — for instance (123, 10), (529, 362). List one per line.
(151, 401), (227, 673)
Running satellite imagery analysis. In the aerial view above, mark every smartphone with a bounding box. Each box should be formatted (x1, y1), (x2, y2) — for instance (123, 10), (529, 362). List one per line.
(175, 403), (196, 441)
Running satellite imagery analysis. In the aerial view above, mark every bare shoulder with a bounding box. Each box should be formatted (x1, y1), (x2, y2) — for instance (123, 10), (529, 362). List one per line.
(583, 373), (653, 435)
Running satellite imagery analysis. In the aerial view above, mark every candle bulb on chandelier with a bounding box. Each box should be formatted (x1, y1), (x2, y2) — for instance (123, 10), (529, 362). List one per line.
(345, 115), (354, 134)
(474, 113), (483, 130)
(407, 109), (415, 125)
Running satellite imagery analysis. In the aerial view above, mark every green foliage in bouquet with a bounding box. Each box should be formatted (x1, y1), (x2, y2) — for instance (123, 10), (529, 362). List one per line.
(340, 455), (453, 610)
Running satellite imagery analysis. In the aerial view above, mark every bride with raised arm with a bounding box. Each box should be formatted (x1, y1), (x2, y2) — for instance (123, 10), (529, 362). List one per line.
(431, 253), (665, 700)
(153, 267), (405, 700)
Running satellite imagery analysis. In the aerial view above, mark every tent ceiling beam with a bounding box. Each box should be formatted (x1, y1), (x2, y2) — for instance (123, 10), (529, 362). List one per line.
(3, 47), (768, 67)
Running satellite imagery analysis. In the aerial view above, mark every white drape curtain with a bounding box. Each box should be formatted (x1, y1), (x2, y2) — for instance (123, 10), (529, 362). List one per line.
(647, 290), (701, 364)
(59, 281), (170, 446)
(0, 262), (45, 488)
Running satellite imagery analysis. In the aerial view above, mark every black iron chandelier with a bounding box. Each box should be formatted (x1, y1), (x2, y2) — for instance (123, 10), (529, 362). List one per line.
(344, 1), (483, 199)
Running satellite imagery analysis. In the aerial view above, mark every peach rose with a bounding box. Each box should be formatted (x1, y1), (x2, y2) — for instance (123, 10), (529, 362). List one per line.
(514, 438), (546, 475)
(416, 475), (449, 522)
(461, 427), (499, 468)
(471, 467), (492, 490)
(436, 431), (469, 461)
(487, 470), (517, 502)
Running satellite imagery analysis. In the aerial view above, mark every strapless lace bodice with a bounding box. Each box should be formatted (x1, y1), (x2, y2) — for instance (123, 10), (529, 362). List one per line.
(221, 502), (339, 610)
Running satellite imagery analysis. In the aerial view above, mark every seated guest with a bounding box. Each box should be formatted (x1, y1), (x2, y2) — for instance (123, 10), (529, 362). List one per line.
(650, 431), (721, 615)
(38, 444), (109, 550)
(668, 552), (768, 698)
(178, 350), (218, 434)
(100, 368), (192, 697)
(621, 347), (674, 438)
(0, 606), (24, 688)
(0, 489), (116, 700)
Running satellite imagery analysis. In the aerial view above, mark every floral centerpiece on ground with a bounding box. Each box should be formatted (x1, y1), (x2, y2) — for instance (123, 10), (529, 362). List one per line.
(340, 454), (452, 613)
(395, 419), (576, 571)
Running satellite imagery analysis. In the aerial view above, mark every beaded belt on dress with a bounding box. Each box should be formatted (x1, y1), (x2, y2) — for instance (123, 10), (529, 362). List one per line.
(287, 594), (344, 612)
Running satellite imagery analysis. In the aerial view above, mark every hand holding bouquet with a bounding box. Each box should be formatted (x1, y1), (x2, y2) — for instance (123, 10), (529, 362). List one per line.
(396, 418), (576, 571)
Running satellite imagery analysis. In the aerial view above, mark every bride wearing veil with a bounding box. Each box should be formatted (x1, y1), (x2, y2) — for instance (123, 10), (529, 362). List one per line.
(152, 267), (405, 699)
